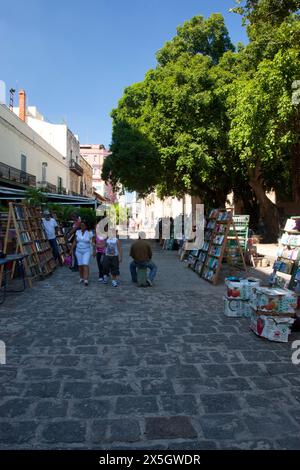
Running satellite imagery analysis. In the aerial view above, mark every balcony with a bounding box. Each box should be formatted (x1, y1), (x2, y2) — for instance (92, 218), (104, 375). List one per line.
(0, 162), (36, 188)
(69, 159), (83, 176)
(57, 187), (67, 195)
(37, 181), (57, 193)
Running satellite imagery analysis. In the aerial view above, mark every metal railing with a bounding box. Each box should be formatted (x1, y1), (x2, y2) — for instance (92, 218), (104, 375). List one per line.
(37, 181), (57, 193)
(0, 161), (36, 187)
(57, 187), (67, 195)
(69, 159), (83, 176)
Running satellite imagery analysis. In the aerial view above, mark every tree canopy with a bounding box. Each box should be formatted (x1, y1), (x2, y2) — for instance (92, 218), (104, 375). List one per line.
(103, 6), (300, 239)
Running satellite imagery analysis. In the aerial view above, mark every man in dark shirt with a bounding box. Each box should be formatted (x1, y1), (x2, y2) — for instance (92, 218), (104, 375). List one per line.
(130, 232), (158, 286)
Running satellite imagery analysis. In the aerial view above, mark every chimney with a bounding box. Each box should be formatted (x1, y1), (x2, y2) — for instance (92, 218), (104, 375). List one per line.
(19, 89), (26, 121)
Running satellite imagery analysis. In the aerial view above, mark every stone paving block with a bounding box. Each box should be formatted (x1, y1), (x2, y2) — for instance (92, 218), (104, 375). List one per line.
(25, 382), (61, 398)
(209, 351), (242, 363)
(62, 382), (93, 398)
(34, 400), (68, 418)
(244, 412), (300, 438)
(242, 390), (297, 410)
(201, 364), (234, 378)
(174, 378), (218, 394)
(231, 363), (266, 377)
(241, 351), (280, 362)
(160, 395), (198, 415)
(141, 380), (175, 396)
(71, 400), (111, 418)
(0, 421), (37, 444)
(53, 355), (80, 367)
(166, 365), (201, 378)
(199, 414), (248, 440)
(94, 381), (136, 396)
(135, 367), (165, 379)
(217, 377), (250, 392)
(115, 396), (159, 415)
(74, 346), (98, 355)
(276, 436), (300, 450)
(167, 440), (217, 450)
(200, 393), (241, 414)
(264, 363), (299, 375)
(106, 419), (141, 443)
(249, 376), (287, 390)
(0, 368), (18, 381)
(21, 368), (53, 380)
(41, 421), (86, 443)
(0, 398), (34, 418)
(0, 382), (25, 397)
(54, 368), (87, 380)
(221, 440), (275, 450)
(145, 417), (198, 440)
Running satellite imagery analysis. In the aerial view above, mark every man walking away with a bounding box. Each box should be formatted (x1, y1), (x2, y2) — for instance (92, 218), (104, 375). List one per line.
(42, 210), (60, 263)
(130, 232), (157, 286)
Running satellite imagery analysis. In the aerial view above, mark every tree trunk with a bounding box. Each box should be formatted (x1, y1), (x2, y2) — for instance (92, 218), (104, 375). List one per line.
(248, 164), (280, 242)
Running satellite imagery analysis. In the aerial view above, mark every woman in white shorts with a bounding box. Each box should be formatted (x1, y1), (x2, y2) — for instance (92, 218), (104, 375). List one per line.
(71, 220), (94, 286)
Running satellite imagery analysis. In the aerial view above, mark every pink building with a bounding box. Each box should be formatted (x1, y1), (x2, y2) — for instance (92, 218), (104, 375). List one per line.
(80, 144), (116, 202)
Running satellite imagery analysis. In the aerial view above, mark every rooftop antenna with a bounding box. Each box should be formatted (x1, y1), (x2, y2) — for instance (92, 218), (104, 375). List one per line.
(9, 88), (16, 110)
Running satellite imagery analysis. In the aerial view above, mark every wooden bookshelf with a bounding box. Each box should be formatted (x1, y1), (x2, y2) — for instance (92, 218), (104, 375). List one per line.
(1, 203), (55, 287)
(201, 209), (247, 285)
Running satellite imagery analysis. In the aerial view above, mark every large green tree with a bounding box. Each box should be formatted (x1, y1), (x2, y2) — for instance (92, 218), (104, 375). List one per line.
(104, 14), (235, 206)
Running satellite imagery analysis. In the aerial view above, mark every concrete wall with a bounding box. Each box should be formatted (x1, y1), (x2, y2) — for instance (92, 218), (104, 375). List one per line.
(0, 104), (68, 189)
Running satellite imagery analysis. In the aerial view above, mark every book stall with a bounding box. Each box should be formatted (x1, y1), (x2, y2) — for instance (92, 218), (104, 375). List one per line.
(185, 208), (248, 285)
(0, 202), (55, 290)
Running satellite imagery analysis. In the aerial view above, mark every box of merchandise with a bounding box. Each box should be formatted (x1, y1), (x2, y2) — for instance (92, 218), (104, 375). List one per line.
(225, 277), (260, 301)
(251, 286), (297, 314)
(250, 310), (294, 343)
(223, 297), (251, 318)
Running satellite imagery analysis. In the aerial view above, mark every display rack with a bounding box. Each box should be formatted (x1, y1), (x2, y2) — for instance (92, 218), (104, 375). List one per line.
(270, 217), (300, 293)
(27, 206), (56, 275)
(1, 203), (55, 287)
(192, 208), (219, 275)
(226, 215), (250, 265)
(201, 209), (247, 285)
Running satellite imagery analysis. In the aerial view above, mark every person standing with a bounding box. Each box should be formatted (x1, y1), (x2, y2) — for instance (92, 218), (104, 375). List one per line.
(67, 213), (81, 271)
(42, 210), (60, 263)
(95, 228), (107, 283)
(71, 220), (94, 286)
(130, 232), (157, 286)
(103, 230), (122, 287)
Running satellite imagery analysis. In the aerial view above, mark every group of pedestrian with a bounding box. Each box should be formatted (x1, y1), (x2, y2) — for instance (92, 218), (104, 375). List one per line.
(42, 210), (157, 287)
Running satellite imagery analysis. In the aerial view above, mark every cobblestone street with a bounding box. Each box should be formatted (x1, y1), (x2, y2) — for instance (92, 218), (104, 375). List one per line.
(0, 241), (300, 450)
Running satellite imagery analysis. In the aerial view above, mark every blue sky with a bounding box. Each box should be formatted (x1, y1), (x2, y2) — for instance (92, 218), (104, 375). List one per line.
(0, 0), (248, 148)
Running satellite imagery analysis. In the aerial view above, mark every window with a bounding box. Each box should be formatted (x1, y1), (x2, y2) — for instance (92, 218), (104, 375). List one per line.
(70, 149), (73, 161)
(20, 154), (27, 183)
(42, 162), (47, 182)
(57, 177), (63, 193)
(21, 154), (27, 173)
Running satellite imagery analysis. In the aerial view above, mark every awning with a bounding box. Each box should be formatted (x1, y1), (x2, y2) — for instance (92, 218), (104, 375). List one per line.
(0, 186), (101, 207)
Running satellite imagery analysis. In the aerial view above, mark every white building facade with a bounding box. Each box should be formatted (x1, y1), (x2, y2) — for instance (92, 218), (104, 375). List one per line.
(0, 102), (68, 192)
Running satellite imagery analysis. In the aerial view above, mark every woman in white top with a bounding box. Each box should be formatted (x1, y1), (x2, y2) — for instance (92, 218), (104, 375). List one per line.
(71, 220), (94, 286)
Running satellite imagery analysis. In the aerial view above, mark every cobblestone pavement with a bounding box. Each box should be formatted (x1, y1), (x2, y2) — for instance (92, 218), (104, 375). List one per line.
(0, 241), (300, 450)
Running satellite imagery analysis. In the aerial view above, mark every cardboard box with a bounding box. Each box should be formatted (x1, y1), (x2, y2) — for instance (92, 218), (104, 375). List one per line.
(252, 287), (297, 314)
(225, 277), (260, 301)
(250, 310), (294, 343)
(224, 297), (251, 318)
